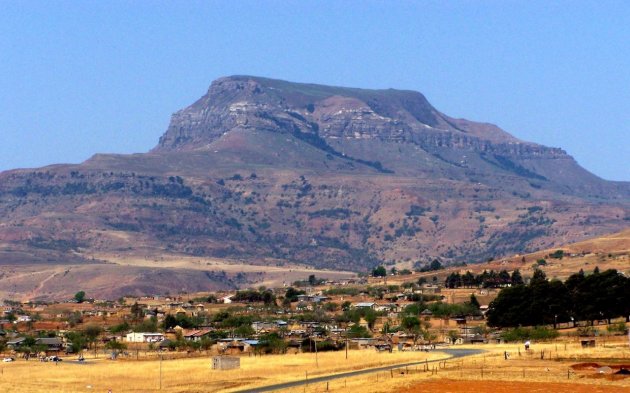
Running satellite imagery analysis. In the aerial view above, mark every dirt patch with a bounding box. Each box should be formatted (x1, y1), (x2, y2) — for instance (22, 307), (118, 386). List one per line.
(572, 362), (603, 370)
(399, 379), (630, 393)
(572, 362), (630, 371)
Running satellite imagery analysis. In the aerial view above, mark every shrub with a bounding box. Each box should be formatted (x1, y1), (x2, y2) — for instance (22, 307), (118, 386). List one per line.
(606, 321), (628, 335)
(500, 326), (559, 342)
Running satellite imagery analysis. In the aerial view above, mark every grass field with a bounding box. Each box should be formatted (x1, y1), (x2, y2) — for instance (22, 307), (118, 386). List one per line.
(1, 339), (628, 392)
(278, 340), (630, 393)
(0, 348), (446, 392)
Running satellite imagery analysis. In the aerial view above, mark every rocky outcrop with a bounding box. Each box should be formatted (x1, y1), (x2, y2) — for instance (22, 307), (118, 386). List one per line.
(156, 75), (521, 151)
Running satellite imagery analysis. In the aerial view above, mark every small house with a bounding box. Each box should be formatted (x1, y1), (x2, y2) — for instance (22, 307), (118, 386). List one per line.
(35, 337), (64, 352)
(126, 332), (165, 343)
(212, 356), (240, 370)
(353, 302), (376, 310)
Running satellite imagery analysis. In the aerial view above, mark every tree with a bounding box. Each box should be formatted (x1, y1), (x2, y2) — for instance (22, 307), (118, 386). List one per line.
(531, 268), (547, 284)
(104, 340), (127, 351)
(487, 285), (533, 327)
(510, 269), (524, 286)
(234, 324), (255, 337)
(347, 325), (371, 338)
(66, 332), (87, 354)
(162, 314), (179, 330)
(469, 294), (480, 310)
(83, 325), (103, 349)
(110, 322), (130, 334)
(285, 287), (305, 302)
(462, 271), (476, 288)
(372, 266), (387, 277)
(74, 291), (86, 303)
(401, 316), (429, 346)
(130, 302), (143, 320)
(429, 259), (442, 271)
(262, 291), (276, 305)
(257, 333), (287, 354)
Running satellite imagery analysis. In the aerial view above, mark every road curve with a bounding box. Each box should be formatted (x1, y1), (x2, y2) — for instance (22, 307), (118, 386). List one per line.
(233, 348), (484, 393)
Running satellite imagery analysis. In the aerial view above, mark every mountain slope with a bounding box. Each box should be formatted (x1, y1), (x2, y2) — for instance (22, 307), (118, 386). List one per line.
(0, 76), (628, 278)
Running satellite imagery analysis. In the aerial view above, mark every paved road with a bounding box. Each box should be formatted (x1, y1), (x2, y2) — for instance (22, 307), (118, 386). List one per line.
(234, 348), (485, 393)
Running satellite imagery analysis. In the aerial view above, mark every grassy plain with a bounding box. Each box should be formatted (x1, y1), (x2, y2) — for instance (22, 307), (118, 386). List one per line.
(0, 349), (446, 392)
(278, 340), (630, 393)
(1, 340), (628, 392)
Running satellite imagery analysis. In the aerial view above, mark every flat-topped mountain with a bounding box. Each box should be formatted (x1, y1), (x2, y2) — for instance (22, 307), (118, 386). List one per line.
(0, 76), (628, 288)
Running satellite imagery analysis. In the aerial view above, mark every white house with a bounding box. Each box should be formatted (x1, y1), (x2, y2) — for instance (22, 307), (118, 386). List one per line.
(16, 315), (31, 323)
(125, 332), (165, 343)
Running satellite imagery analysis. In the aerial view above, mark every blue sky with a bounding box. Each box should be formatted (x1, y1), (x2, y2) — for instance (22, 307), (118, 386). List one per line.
(1, 1), (628, 180)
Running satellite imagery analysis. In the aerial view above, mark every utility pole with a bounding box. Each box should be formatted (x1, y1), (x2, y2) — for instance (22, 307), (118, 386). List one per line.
(310, 333), (318, 367)
(345, 324), (349, 359)
(159, 353), (163, 390)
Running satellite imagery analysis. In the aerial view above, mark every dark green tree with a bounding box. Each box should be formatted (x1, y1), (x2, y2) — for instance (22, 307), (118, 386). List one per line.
(372, 266), (387, 277)
(74, 291), (86, 303)
(510, 269), (524, 285)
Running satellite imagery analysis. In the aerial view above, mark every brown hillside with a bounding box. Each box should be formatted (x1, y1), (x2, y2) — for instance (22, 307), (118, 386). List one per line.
(0, 76), (628, 298)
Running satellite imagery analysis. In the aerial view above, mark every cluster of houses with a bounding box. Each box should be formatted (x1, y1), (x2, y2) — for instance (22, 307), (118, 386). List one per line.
(0, 278), (501, 358)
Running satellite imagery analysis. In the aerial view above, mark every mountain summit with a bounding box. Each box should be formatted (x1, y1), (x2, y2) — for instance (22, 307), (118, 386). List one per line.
(152, 76), (624, 198)
(156, 75), (518, 152)
(0, 76), (628, 293)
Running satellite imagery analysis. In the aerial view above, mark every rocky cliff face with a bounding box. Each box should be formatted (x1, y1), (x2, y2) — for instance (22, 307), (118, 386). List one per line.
(155, 76), (625, 198)
(156, 75), (520, 151)
(0, 76), (628, 282)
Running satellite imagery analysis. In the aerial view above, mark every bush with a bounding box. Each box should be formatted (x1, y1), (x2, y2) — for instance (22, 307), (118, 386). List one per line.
(500, 326), (559, 342)
(606, 322), (628, 335)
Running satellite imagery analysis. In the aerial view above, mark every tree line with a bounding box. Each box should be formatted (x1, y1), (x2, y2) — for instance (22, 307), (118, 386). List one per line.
(487, 268), (630, 328)
(444, 269), (523, 288)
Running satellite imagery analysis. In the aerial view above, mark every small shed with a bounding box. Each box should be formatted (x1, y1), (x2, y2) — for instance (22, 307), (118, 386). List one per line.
(212, 356), (240, 370)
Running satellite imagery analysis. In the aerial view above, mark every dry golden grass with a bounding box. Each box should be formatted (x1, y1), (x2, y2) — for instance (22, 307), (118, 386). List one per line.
(1, 341), (628, 392)
(0, 349), (447, 392)
(276, 340), (630, 393)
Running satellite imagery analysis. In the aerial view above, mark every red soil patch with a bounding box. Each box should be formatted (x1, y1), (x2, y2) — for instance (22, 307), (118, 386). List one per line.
(572, 362), (603, 370)
(571, 362), (630, 373)
(399, 379), (629, 393)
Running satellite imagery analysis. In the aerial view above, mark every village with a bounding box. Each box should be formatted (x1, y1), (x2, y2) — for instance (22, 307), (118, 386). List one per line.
(0, 262), (626, 365)
(0, 270), (498, 361)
